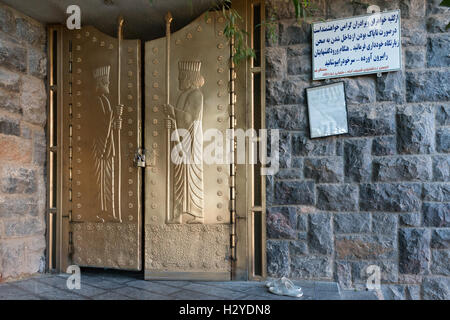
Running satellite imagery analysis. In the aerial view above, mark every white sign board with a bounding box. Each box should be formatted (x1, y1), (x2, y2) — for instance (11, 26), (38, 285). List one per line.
(312, 10), (402, 80)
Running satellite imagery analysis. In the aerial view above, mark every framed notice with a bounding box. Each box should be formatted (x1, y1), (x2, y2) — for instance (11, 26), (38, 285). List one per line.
(312, 10), (402, 80)
(306, 82), (348, 139)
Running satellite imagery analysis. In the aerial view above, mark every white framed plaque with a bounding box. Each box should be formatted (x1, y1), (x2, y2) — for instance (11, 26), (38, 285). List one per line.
(312, 9), (402, 80)
(306, 82), (348, 139)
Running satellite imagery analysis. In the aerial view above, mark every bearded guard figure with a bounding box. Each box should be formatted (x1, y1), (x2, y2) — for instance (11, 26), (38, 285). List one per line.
(165, 61), (205, 224)
(92, 65), (123, 222)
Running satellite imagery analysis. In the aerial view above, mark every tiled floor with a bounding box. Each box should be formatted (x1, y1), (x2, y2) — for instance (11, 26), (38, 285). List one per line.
(0, 269), (379, 300)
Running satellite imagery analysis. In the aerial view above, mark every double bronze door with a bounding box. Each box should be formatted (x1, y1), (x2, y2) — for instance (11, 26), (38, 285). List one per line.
(61, 12), (233, 280)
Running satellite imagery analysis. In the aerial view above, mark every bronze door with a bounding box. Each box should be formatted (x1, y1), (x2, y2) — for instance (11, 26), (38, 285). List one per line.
(144, 12), (233, 280)
(61, 26), (142, 270)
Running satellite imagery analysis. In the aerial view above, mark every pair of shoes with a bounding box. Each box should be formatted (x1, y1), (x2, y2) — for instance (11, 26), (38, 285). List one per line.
(266, 277), (303, 298)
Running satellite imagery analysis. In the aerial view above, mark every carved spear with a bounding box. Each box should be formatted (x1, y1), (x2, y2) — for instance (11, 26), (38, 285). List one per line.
(116, 16), (124, 223)
(165, 12), (173, 223)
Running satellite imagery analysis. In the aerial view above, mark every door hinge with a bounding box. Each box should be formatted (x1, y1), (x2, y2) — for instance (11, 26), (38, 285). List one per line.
(68, 231), (74, 254)
(134, 148), (158, 168)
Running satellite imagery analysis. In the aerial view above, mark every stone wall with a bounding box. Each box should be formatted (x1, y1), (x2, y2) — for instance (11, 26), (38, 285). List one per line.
(265, 0), (449, 299)
(0, 3), (47, 281)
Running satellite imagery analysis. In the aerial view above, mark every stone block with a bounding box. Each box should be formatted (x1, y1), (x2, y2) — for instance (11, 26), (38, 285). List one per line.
(352, 260), (399, 285)
(436, 127), (450, 153)
(266, 47), (286, 79)
(427, 34), (450, 67)
(308, 213), (333, 255)
(344, 139), (372, 182)
(348, 104), (396, 137)
(372, 213), (398, 236)
(266, 105), (307, 130)
(399, 228), (431, 274)
(376, 71), (404, 103)
(432, 155), (449, 181)
(274, 180), (315, 205)
(0, 5), (15, 34)
(267, 207), (298, 239)
(423, 202), (450, 227)
(290, 255), (332, 279)
(0, 39), (26, 73)
(343, 77), (376, 105)
(372, 156), (432, 182)
(0, 89), (21, 114)
(427, 15), (450, 33)
(292, 134), (335, 156)
(28, 47), (47, 79)
(334, 213), (371, 234)
(335, 234), (397, 260)
(279, 21), (310, 46)
(431, 229), (450, 249)
(360, 183), (422, 212)
(0, 135), (32, 164)
(423, 276), (450, 300)
(401, 19), (427, 46)
(406, 71), (450, 102)
(400, 0), (426, 18)
(0, 67), (20, 92)
(316, 184), (358, 211)
(15, 17), (45, 48)
(0, 117), (20, 136)
(266, 240), (289, 277)
(430, 250), (450, 276)
(405, 47), (426, 69)
(397, 104), (435, 154)
(20, 75), (47, 126)
(423, 183), (450, 202)
(304, 157), (344, 183)
(399, 213), (421, 227)
(436, 104), (450, 126)
(289, 240), (308, 256)
(372, 136), (396, 156)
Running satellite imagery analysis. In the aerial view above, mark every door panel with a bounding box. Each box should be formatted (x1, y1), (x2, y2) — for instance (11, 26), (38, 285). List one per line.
(144, 12), (232, 280)
(62, 26), (142, 270)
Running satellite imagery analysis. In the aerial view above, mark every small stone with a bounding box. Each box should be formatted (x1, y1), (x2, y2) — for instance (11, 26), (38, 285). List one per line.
(334, 213), (371, 234)
(316, 184), (358, 211)
(0, 67), (21, 92)
(289, 241), (308, 255)
(0, 167), (37, 194)
(28, 47), (47, 79)
(399, 228), (431, 274)
(0, 89), (21, 114)
(267, 207), (297, 239)
(0, 118), (20, 136)
(423, 202), (450, 227)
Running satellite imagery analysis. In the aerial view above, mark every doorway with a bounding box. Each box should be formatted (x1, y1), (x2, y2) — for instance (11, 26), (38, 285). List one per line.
(46, 0), (266, 281)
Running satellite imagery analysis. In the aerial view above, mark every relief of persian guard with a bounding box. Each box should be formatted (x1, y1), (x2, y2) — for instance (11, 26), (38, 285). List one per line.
(92, 65), (123, 222)
(165, 61), (205, 224)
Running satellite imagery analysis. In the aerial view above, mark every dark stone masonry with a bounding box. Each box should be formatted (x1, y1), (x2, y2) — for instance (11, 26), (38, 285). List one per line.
(0, 3), (47, 281)
(266, 0), (449, 299)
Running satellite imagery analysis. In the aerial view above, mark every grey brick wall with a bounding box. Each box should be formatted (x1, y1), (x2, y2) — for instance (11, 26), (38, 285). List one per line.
(265, 0), (449, 299)
(0, 3), (47, 281)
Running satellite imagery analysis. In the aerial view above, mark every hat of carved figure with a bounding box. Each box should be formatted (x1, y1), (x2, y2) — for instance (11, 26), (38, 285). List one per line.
(93, 65), (111, 94)
(178, 61), (204, 89)
(93, 66), (111, 79)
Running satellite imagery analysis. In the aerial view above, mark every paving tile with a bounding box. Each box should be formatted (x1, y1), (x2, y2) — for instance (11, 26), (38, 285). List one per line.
(113, 286), (169, 300)
(314, 291), (342, 300)
(0, 284), (41, 300)
(32, 287), (87, 300)
(170, 289), (226, 300)
(93, 292), (131, 300)
(151, 280), (191, 288)
(341, 290), (379, 300)
(37, 276), (106, 297)
(12, 279), (56, 295)
(127, 280), (181, 295)
(314, 281), (340, 293)
(207, 281), (262, 292)
(81, 278), (126, 290)
(182, 283), (248, 300)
